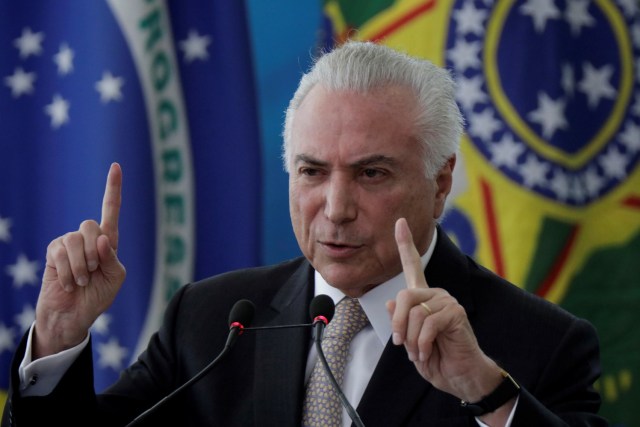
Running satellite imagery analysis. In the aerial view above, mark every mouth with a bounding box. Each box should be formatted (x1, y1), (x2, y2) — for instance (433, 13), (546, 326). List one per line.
(319, 241), (364, 257)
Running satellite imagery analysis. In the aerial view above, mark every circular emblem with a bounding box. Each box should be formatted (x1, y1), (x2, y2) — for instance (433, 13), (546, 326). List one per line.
(446, 0), (640, 206)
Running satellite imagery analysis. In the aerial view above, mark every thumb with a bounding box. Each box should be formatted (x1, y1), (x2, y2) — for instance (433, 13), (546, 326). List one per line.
(386, 299), (396, 318)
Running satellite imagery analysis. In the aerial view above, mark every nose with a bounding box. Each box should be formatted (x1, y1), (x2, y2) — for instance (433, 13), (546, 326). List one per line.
(324, 175), (357, 224)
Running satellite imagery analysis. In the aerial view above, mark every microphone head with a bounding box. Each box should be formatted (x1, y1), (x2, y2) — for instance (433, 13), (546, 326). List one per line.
(228, 299), (255, 328)
(309, 294), (335, 324)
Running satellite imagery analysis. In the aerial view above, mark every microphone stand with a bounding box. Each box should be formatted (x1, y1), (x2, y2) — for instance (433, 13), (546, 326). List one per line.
(124, 325), (244, 427)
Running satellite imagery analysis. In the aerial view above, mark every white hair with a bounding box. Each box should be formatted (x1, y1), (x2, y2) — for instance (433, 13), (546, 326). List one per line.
(282, 41), (464, 178)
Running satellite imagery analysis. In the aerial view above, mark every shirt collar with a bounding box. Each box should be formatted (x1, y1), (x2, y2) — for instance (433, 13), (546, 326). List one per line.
(314, 227), (438, 345)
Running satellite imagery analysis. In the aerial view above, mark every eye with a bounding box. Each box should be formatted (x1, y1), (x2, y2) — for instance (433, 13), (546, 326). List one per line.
(299, 167), (320, 177)
(362, 168), (384, 178)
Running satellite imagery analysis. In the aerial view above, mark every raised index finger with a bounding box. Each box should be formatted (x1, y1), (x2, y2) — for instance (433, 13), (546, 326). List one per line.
(100, 162), (122, 250)
(395, 218), (428, 289)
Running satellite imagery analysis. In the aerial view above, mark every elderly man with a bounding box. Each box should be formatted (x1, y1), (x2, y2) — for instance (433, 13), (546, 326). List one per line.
(3, 41), (605, 426)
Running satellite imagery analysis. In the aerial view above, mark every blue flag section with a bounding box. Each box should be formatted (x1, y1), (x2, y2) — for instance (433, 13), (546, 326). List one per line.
(0, 0), (261, 402)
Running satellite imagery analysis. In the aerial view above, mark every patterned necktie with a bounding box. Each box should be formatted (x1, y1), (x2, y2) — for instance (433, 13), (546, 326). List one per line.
(302, 297), (370, 427)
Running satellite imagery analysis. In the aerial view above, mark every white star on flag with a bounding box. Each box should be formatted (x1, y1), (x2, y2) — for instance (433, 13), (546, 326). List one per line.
(520, 154), (550, 188)
(179, 30), (212, 63)
(453, 2), (488, 36)
(620, 123), (640, 153)
(549, 169), (571, 201)
(528, 91), (568, 139)
(578, 63), (616, 109)
(489, 134), (525, 169)
(5, 253), (40, 288)
(97, 337), (129, 370)
(600, 147), (628, 179)
(13, 27), (45, 58)
(92, 313), (113, 335)
(53, 43), (75, 75)
(44, 94), (71, 128)
(456, 75), (488, 111)
(95, 71), (124, 103)
(568, 175), (587, 203)
(565, 0), (595, 37)
(447, 39), (482, 71)
(584, 166), (605, 197)
(14, 304), (36, 333)
(469, 108), (502, 140)
(4, 67), (36, 98)
(0, 323), (15, 354)
(0, 216), (12, 242)
(618, 0), (638, 17)
(519, 0), (560, 33)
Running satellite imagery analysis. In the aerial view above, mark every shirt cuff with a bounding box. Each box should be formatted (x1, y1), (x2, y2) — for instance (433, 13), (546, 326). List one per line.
(475, 395), (519, 427)
(18, 323), (90, 397)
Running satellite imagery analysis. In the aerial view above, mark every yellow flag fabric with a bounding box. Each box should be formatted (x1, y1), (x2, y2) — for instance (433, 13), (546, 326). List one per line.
(323, 0), (640, 424)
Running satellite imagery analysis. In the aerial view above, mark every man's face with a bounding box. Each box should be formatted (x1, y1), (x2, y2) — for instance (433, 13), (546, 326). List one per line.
(288, 84), (453, 297)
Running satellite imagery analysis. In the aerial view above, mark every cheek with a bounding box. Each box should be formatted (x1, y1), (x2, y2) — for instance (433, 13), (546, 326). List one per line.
(289, 187), (318, 236)
(403, 194), (436, 248)
(377, 187), (432, 223)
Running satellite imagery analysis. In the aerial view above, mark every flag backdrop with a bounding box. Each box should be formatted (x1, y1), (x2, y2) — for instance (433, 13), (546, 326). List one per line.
(0, 0), (262, 412)
(323, 0), (640, 425)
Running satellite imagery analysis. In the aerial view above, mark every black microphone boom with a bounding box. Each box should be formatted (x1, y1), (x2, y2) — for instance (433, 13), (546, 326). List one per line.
(124, 299), (255, 427)
(242, 294), (335, 332)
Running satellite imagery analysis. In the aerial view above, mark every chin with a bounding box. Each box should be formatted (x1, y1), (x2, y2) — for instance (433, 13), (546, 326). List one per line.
(318, 264), (379, 294)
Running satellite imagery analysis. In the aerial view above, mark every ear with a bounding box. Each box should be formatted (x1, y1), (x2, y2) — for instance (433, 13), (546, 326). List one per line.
(433, 154), (456, 219)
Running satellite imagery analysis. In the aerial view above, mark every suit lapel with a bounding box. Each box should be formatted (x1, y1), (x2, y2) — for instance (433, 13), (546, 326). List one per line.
(427, 226), (475, 317)
(253, 260), (314, 426)
(356, 340), (433, 427)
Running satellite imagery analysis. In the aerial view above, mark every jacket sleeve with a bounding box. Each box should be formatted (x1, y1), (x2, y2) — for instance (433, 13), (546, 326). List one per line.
(2, 285), (190, 427)
(2, 331), (100, 427)
(511, 318), (608, 426)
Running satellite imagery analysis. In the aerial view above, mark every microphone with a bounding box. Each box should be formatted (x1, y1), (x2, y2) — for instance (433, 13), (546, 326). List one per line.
(312, 296), (365, 427)
(309, 293), (334, 340)
(125, 299), (255, 427)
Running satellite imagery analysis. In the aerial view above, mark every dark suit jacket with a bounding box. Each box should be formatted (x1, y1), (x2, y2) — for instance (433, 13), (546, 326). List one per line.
(3, 230), (607, 426)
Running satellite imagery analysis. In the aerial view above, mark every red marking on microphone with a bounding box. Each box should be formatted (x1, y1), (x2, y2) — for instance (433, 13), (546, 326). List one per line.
(230, 321), (244, 335)
(314, 315), (329, 325)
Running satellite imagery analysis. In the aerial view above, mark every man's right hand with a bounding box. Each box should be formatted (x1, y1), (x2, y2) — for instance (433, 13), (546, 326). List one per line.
(33, 163), (127, 359)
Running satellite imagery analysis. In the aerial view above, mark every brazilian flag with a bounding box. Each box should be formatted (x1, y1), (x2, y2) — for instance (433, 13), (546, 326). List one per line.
(323, 0), (640, 425)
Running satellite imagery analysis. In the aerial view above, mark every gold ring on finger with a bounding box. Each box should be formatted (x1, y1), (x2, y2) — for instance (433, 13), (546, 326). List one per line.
(420, 302), (432, 316)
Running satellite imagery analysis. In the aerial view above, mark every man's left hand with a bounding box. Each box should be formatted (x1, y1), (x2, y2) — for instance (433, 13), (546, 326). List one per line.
(387, 218), (510, 414)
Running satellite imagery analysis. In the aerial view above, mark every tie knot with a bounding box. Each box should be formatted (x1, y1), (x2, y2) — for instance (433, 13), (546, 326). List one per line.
(323, 297), (369, 342)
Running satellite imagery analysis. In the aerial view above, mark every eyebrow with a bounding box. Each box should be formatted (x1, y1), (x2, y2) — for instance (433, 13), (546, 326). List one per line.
(294, 154), (327, 167)
(353, 154), (397, 168)
(293, 154), (397, 168)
